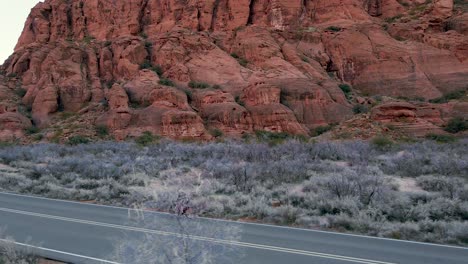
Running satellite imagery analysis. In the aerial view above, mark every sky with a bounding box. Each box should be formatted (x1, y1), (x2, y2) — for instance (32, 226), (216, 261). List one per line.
(0, 1), (42, 64)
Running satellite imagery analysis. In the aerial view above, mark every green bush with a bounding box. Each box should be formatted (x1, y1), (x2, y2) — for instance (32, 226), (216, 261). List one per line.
(140, 32), (148, 39)
(238, 58), (249, 67)
(67, 136), (90, 145)
(159, 79), (175, 87)
(312, 125), (333, 136)
(135, 131), (158, 146)
(144, 41), (153, 49)
(339, 84), (351, 94)
(326, 26), (342, 32)
(425, 133), (457, 143)
(255, 130), (307, 145)
(15, 88), (27, 98)
(444, 117), (468, 133)
(230, 53), (240, 59)
(33, 134), (44, 141)
(235, 96), (245, 107)
(429, 90), (466, 104)
(339, 84), (352, 100)
(83, 35), (95, 44)
(24, 126), (40, 135)
(140, 60), (152, 70)
(353, 105), (369, 114)
(371, 135), (394, 151)
(255, 130), (290, 141)
(139, 60), (163, 76)
(188, 81), (210, 89)
(152, 65), (163, 76)
(385, 14), (403, 23)
(210, 128), (224, 138)
(96, 125), (109, 137)
(230, 53), (248, 67)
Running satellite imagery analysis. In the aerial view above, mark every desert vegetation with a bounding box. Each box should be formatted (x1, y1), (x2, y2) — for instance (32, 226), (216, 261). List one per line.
(0, 235), (38, 264)
(0, 139), (467, 245)
(111, 200), (242, 264)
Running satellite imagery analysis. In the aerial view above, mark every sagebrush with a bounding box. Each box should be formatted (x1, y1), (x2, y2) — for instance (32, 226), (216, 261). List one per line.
(0, 139), (467, 245)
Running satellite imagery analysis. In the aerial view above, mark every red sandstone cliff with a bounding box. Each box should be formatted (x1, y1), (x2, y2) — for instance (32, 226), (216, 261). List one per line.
(0, 0), (466, 141)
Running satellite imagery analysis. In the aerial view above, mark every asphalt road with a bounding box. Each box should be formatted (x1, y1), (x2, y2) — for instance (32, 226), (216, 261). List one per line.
(0, 192), (467, 264)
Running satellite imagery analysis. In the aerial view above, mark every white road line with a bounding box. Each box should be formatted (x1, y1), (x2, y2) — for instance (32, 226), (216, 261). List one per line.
(0, 207), (395, 264)
(0, 238), (120, 264)
(1, 191), (466, 251)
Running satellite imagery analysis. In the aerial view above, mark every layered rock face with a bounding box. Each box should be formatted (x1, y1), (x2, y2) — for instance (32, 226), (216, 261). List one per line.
(1, 0), (467, 140)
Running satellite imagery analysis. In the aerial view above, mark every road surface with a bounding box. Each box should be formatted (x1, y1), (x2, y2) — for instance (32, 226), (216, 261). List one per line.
(0, 191), (467, 264)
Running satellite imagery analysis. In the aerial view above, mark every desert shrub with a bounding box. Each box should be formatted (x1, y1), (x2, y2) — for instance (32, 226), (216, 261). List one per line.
(230, 53), (240, 59)
(139, 61), (163, 76)
(353, 105), (369, 114)
(144, 41), (152, 48)
(0, 238), (39, 264)
(416, 175), (466, 199)
(15, 88), (27, 98)
(230, 53), (249, 67)
(312, 125), (333, 136)
(0, 139), (467, 245)
(209, 128), (224, 138)
(254, 131), (302, 145)
(429, 90), (466, 104)
(385, 14), (403, 23)
(151, 65), (163, 76)
(139, 60), (152, 70)
(425, 133), (457, 143)
(379, 140), (468, 177)
(255, 130), (290, 141)
(158, 79), (175, 87)
(326, 26), (342, 32)
(32, 134), (43, 141)
(82, 35), (95, 44)
(67, 136), (90, 145)
(444, 117), (468, 133)
(135, 132), (158, 146)
(339, 84), (351, 94)
(371, 135), (394, 151)
(24, 127), (39, 135)
(95, 125), (109, 137)
(238, 58), (248, 67)
(188, 81), (210, 89)
(312, 169), (392, 205)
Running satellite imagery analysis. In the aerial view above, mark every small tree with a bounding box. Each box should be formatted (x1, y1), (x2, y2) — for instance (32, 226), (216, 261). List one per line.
(371, 135), (394, 151)
(67, 135), (90, 145)
(444, 117), (468, 133)
(159, 79), (175, 87)
(111, 194), (243, 264)
(353, 105), (369, 114)
(0, 231), (39, 264)
(136, 132), (159, 146)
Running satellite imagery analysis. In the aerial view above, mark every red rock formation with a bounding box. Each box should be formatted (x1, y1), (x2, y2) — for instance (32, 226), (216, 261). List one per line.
(0, 0), (467, 140)
(371, 101), (447, 136)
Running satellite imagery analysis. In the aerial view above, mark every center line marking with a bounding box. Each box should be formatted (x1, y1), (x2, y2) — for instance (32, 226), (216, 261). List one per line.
(0, 207), (397, 264)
